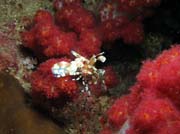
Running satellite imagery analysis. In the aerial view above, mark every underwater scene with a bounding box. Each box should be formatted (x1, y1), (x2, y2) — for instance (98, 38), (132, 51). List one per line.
(0, 0), (180, 134)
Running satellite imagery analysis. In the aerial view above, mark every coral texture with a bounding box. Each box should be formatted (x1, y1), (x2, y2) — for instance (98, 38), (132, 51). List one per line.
(21, 0), (161, 59)
(31, 58), (79, 99)
(137, 45), (180, 107)
(20, 1), (162, 130)
(21, 1), (124, 100)
(101, 45), (180, 134)
(55, 4), (96, 33)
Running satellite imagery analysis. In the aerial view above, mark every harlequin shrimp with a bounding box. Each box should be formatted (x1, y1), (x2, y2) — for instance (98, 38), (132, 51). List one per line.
(51, 51), (106, 94)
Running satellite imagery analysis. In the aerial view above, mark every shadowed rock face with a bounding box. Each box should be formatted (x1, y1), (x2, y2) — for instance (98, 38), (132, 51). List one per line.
(0, 72), (64, 134)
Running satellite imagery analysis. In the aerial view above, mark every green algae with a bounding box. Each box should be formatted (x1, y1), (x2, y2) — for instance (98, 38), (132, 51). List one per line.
(0, 0), (53, 25)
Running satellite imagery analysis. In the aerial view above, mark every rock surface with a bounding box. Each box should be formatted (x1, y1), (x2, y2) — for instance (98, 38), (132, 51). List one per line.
(0, 72), (64, 134)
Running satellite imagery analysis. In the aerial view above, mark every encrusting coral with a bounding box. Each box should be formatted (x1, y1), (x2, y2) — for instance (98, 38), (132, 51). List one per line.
(100, 45), (180, 134)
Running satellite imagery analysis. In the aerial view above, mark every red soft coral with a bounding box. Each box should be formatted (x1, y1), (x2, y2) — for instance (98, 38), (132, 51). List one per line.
(33, 10), (53, 24)
(137, 45), (180, 107)
(127, 83), (143, 114)
(155, 45), (180, 67)
(156, 57), (180, 107)
(104, 66), (119, 89)
(99, 16), (130, 42)
(21, 28), (36, 49)
(157, 121), (180, 134)
(131, 98), (180, 133)
(75, 29), (102, 58)
(136, 45), (180, 89)
(21, 15), (77, 57)
(120, 21), (144, 44)
(55, 4), (96, 33)
(35, 22), (60, 46)
(89, 82), (104, 97)
(107, 96), (130, 129)
(31, 58), (79, 99)
(105, 84), (142, 130)
(100, 45), (180, 134)
(137, 60), (159, 89)
(44, 31), (77, 57)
